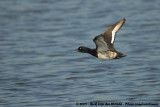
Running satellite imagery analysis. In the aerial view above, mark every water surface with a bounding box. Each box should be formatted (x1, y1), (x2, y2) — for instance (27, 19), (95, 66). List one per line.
(0, 0), (160, 107)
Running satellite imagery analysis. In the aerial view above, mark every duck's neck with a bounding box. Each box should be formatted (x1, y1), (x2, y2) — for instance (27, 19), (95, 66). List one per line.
(87, 48), (97, 57)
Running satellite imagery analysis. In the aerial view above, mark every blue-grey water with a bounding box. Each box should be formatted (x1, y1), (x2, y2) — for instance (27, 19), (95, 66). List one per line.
(0, 0), (160, 107)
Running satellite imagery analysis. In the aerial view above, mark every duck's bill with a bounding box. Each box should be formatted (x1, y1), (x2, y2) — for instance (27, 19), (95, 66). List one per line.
(73, 49), (78, 52)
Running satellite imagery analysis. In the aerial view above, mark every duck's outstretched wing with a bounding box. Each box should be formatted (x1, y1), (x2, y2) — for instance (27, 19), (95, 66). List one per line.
(93, 18), (126, 52)
(93, 34), (109, 51)
(104, 18), (126, 45)
(93, 34), (117, 52)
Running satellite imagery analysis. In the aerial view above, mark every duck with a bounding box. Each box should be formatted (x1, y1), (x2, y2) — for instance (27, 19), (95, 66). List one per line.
(76, 18), (126, 60)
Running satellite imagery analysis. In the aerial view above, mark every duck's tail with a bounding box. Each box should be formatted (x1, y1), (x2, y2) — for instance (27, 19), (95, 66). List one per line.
(116, 51), (126, 59)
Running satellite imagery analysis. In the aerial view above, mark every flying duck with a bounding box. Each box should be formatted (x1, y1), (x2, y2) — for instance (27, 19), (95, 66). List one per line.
(76, 18), (126, 60)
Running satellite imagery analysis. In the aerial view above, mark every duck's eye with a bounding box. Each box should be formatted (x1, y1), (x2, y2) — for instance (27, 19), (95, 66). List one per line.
(79, 47), (82, 50)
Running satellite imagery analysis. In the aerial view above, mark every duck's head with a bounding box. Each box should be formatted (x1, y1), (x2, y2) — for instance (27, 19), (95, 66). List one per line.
(77, 46), (89, 53)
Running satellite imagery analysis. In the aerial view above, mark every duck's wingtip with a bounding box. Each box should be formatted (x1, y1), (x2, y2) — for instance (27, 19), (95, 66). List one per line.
(122, 18), (126, 21)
